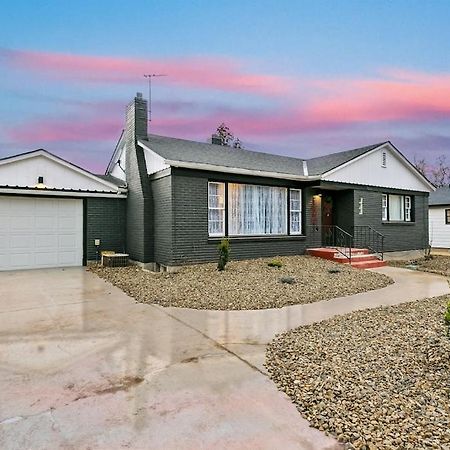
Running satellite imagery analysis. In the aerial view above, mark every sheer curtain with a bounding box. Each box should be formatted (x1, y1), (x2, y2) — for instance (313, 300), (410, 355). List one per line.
(389, 194), (404, 221)
(228, 183), (287, 235)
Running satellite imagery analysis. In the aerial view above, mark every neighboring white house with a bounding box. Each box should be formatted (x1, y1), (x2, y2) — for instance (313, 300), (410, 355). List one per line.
(429, 186), (450, 249)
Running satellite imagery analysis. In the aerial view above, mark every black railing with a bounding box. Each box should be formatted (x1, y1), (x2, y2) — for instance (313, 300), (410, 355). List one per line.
(352, 225), (385, 260)
(308, 225), (353, 262)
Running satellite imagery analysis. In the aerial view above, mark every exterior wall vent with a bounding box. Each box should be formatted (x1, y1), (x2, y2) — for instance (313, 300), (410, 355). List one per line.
(381, 151), (387, 168)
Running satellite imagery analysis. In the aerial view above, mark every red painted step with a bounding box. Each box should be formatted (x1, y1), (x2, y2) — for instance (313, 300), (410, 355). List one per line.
(306, 247), (386, 269)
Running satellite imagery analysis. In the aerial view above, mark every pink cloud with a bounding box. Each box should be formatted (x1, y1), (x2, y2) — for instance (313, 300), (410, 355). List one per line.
(0, 48), (293, 97)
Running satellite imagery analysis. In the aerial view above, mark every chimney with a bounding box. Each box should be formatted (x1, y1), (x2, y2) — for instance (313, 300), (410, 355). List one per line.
(211, 133), (222, 145)
(125, 92), (148, 142)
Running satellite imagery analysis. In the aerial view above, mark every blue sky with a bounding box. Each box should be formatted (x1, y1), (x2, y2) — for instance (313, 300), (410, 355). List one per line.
(1, 0), (450, 172)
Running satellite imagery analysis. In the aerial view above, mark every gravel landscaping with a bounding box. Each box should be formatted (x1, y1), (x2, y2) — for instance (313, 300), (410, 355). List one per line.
(389, 255), (450, 277)
(89, 255), (392, 310)
(266, 296), (450, 449)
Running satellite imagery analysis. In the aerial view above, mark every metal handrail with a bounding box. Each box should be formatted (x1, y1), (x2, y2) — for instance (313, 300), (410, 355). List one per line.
(308, 225), (353, 262)
(352, 225), (385, 260)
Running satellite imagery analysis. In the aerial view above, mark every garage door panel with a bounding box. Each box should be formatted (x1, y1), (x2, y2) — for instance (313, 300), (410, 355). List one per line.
(35, 234), (58, 248)
(9, 234), (34, 249)
(35, 252), (58, 266)
(0, 197), (83, 271)
(36, 216), (56, 230)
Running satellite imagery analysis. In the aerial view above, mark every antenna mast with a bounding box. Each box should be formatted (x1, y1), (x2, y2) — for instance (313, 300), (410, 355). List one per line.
(144, 74), (167, 122)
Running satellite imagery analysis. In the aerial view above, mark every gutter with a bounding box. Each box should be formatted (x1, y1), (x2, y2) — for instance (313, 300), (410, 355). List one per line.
(163, 159), (320, 182)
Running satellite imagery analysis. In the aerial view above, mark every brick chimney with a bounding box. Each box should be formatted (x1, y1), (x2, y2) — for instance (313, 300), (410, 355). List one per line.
(125, 92), (148, 142)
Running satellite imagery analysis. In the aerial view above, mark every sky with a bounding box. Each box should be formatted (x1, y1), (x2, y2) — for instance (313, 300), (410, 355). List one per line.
(1, 0), (450, 173)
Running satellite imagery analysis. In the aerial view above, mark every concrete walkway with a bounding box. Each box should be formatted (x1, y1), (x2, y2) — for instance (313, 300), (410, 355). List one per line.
(0, 266), (448, 449)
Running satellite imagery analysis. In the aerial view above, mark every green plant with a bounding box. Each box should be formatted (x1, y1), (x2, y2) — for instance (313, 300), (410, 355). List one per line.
(217, 238), (230, 271)
(268, 259), (283, 268)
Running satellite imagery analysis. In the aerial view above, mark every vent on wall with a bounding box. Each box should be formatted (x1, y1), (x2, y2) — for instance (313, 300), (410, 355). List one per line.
(381, 151), (387, 168)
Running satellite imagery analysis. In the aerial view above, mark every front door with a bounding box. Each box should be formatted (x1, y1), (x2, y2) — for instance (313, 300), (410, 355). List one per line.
(321, 194), (333, 245)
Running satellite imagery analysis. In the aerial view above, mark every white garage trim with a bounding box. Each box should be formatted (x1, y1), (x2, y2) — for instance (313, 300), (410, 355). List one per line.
(0, 196), (84, 271)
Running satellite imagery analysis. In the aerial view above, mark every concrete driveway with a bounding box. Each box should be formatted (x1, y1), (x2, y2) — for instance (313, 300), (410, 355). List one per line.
(0, 268), (338, 450)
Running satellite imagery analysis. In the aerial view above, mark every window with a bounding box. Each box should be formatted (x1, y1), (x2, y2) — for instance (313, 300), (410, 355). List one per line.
(382, 194), (412, 222)
(405, 196), (411, 222)
(358, 197), (364, 215)
(208, 182), (225, 236)
(228, 183), (287, 235)
(446, 209), (450, 224)
(381, 151), (387, 168)
(382, 194), (388, 221)
(290, 189), (302, 234)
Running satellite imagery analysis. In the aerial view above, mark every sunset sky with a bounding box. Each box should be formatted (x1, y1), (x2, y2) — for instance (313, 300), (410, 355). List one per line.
(1, 0), (450, 173)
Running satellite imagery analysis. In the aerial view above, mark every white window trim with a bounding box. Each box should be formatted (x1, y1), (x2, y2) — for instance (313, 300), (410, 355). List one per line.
(289, 188), (302, 235)
(405, 195), (411, 222)
(382, 193), (413, 222)
(208, 181), (225, 237)
(382, 194), (388, 221)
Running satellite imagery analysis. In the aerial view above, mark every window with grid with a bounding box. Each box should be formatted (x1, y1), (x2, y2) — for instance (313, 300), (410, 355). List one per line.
(446, 209), (450, 224)
(382, 194), (413, 222)
(289, 189), (302, 234)
(208, 182), (225, 236)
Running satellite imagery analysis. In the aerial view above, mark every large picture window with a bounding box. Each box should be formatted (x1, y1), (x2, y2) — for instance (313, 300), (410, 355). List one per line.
(382, 194), (412, 222)
(228, 183), (287, 235)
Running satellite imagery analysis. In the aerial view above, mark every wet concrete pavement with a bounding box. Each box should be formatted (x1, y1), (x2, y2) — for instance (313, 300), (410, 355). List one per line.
(0, 266), (448, 449)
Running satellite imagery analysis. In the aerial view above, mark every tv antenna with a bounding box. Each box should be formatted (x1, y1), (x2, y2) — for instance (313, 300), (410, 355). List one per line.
(144, 74), (167, 122)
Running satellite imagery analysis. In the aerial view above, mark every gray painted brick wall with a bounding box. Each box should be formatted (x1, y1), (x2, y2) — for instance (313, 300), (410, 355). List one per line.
(151, 174), (173, 266)
(86, 198), (127, 260)
(353, 188), (429, 251)
(124, 95), (154, 263)
(167, 168), (321, 265)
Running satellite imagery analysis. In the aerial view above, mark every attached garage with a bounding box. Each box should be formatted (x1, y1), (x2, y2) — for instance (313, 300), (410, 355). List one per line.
(0, 149), (127, 271)
(0, 196), (83, 270)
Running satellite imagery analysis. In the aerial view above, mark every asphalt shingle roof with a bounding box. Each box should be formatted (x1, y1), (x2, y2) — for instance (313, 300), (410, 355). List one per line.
(429, 186), (450, 206)
(141, 134), (307, 177)
(306, 142), (387, 175)
(142, 134), (388, 178)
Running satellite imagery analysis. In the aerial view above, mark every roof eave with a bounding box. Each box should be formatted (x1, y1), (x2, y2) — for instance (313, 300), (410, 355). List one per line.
(164, 159), (317, 181)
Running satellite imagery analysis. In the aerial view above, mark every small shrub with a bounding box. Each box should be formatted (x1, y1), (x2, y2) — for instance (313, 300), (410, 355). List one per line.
(217, 238), (230, 271)
(268, 259), (283, 268)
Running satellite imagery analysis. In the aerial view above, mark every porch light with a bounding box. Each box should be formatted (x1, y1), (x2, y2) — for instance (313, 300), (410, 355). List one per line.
(35, 176), (47, 189)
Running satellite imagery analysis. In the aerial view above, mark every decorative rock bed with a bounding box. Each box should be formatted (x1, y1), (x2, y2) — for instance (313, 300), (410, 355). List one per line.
(389, 255), (450, 278)
(89, 255), (392, 310)
(266, 296), (450, 449)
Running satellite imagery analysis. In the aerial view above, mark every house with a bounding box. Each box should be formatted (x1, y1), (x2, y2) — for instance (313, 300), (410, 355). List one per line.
(0, 92), (434, 271)
(106, 93), (433, 271)
(429, 186), (450, 250)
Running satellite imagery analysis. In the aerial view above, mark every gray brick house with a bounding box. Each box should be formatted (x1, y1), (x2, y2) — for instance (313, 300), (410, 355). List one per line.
(106, 93), (434, 270)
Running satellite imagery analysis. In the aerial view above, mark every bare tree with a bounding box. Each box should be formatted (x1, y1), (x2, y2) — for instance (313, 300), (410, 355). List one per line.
(213, 123), (243, 149)
(431, 155), (450, 187)
(414, 156), (428, 178)
(216, 123), (234, 146)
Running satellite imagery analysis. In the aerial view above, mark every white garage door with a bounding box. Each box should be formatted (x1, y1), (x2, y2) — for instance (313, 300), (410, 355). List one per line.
(0, 196), (83, 271)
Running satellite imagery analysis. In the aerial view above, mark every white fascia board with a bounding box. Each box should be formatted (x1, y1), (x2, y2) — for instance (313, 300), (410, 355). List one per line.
(106, 131), (125, 174)
(0, 150), (123, 192)
(321, 142), (435, 192)
(0, 188), (127, 198)
(164, 159), (316, 181)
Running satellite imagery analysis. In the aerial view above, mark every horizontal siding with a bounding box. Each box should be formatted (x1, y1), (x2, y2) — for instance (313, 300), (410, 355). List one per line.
(86, 198), (127, 260)
(429, 207), (450, 248)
